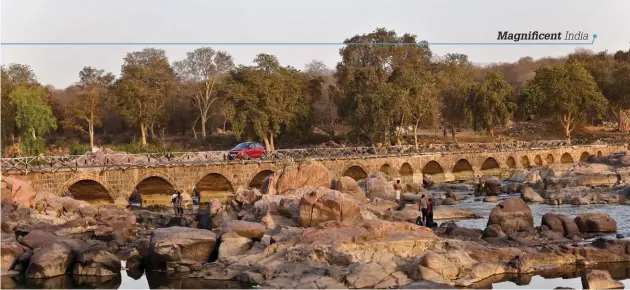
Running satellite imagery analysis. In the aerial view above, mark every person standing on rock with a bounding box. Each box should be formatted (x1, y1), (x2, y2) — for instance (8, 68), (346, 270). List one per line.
(394, 180), (402, 205)
(175, 191), (184, 217)
(171, 191), (178, 214)
(418, 195), (428, 226)
(427, 198), (436, 227)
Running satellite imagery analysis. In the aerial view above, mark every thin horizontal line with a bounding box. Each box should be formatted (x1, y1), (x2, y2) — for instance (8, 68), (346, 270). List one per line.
(0, 40), (597, 46)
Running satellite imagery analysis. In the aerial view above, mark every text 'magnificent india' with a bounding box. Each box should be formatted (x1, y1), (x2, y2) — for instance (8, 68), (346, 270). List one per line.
(497, 31), (590, 42)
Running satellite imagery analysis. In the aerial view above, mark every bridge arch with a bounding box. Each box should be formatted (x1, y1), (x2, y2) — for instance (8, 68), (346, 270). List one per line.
(521, 156), (531, 168)
(422, 161), (445, 181)
(60, 174), (115, 205)
(546, 154), (555, 164)
(481, 157), (501, 176)
(195, 172), (235, 204)
(342, 165), (368, 181)
(399, 162), (414, 184)
(597, 151), (603, 157)
(560, 153), (574, 164)
(380, 164), (395, 177)
(506, 156), (517, 169)
(579, 152), (590, 162)
(534, 155), (543, 166)
(452, 159), (474, 181)
(135, 175), (177, 207)
(248, 170), (275, 189)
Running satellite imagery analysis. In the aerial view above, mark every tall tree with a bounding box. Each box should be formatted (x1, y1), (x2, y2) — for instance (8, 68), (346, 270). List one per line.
(115, 48), (176, 146)
(436, 53), (476, 142)
(1, 64), (39, 147)
(609, 63), (630, 130)
(62, 67), (114, 149)
(9, 86), (57, 156)
(520, 60), (608, 142)
(467, 72), (515, 137)
(336, 28), (431, 146)
(220, 54), (309, 152)
(173, 47), (234, 139)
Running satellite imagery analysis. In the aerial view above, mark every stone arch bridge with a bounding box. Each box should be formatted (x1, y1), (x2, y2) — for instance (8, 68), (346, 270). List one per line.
(1, 143), (624, 206)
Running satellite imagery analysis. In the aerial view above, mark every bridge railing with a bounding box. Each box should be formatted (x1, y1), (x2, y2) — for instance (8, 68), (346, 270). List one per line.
(0, 139), (623, 174)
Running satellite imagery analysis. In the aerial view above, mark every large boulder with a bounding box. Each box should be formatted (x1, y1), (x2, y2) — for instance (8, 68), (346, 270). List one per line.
(332, 176), (366, 201)
(25, 242), (74, 278)
(221, 220), (266, 239)
(521, 187), (543, 203)
(73, 242), (121, 276)
(262, 162), (333, 196)
(147, 227), (217, 269)
(541, 213), (580, 239)
(575, 213), (617, 233)
(217, 232), (253, 260)
(297, 187), (362, 227)
(19, 230), (80, 251)
(362, 173), (395, 200)
(1, 240), (24, 272)
(582, 269), (624, 289)
(1, 176), (37, 207)
(486, 198), (533, 234)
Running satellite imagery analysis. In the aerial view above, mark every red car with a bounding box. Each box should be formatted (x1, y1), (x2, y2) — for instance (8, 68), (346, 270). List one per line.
(227, 142), (266, 160)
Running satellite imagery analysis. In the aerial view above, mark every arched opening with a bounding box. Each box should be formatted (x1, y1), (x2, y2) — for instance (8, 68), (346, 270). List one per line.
(452, 159), (474, 181)
(597, 151), (603, 157)
(67, 180), (113, 205)
(521, 156), (531, 168)
(343, 166), (368, 182)
(560, 153), (574, 164)
(379, 164), (395, 177)
(506, 157), (517, 169)
(136, 177), (175, 207)
(249, 170), (274, 189)
(422, 161), (445, 182)
(399, 163), (413, 184)
(196, 173), (235, 204)
(534, 155), (543, 166)
(546, 154), (555, 164)
(579, 152), (590, 162)
(481, 157), (501, 176)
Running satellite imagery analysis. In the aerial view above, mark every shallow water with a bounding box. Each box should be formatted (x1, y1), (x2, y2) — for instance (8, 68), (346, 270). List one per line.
(445, 192), (630, 239)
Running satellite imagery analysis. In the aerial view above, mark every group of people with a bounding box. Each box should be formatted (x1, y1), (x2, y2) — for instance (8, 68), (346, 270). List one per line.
(393, 180), (436, 228)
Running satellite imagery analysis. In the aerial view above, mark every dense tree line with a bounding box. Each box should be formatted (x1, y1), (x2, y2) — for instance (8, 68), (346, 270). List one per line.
(2, 28), (629, 156)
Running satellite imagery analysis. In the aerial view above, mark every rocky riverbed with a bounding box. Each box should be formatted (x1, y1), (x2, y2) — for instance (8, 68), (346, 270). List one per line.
(3, 155), (630, 289)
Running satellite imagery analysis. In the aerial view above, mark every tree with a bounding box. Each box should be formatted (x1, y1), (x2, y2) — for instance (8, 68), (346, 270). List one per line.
(1, 64), (39, 147)
(115, 48), (177, 146)
(63, 67), (114, 149)
(520, 60), (608, 142)
(173, 47), (234, 139)
(336, 28), (432, 146)
(436, 53), (476, 142)
(220, 54), (309, 152)
(305, 60), (334, 76)
(608, 63), (630, 130)
(467, 72), (515, 137)
(9, 86), (57, 155)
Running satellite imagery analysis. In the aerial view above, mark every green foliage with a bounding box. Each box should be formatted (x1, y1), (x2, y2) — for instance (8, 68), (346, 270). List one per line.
(467, 72), (515, 136)
(436, 53), (476, 140)
(9, 86), (57, 155)
(1, 64), (39, 147)
(69, 141), (92, 155)
(520, 60), (608, 141)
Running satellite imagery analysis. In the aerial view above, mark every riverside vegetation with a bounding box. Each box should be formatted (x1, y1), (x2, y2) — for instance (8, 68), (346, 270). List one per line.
(2, 150), (630, 289)
(2, 28), (630, 157)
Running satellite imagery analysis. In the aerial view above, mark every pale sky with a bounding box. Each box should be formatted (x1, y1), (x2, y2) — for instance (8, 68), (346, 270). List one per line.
(2, 0), (629, 88)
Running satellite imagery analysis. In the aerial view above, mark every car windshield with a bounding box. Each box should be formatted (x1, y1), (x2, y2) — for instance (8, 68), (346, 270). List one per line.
(234, 143), (250, 149)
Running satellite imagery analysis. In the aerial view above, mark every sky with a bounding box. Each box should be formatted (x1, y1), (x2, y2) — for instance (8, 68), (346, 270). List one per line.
(2, 0), (629, 88)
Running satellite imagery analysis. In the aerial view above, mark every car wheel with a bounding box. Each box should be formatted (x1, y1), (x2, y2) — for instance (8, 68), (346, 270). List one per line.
(243, 153), (249, 160)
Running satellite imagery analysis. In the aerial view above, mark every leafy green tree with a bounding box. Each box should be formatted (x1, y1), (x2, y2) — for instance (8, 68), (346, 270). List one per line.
(467, 72), (515, 137)
(336, 28), (432, 146)
(63, 67), (114, 149)
(115, 48), (177, 146)
(608, 63), (630, 130)
(520, 61), (608, 142)
(1, 64), (39, 148)
(173, 47), (234, 140)
(436, 53), (476, 142)
(220, 54), (309, 152)
(9, 86), (57, 155)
